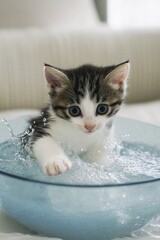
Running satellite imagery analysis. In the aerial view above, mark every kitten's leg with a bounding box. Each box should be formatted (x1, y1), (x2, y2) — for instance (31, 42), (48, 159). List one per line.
(32, 136), (72, 176)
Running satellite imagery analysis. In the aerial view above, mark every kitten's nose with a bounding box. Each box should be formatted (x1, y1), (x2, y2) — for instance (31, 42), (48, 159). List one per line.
(84, 123), (96, 132)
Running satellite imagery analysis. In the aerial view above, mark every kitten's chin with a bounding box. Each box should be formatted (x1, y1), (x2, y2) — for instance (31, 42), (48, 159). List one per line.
(85, 130), (95, 134)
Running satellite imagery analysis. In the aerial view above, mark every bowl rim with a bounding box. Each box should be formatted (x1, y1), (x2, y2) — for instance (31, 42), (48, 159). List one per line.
(0, 169), (160, 188)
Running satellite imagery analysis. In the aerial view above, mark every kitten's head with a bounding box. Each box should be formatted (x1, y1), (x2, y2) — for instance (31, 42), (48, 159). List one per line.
(44, 61), (130, 133)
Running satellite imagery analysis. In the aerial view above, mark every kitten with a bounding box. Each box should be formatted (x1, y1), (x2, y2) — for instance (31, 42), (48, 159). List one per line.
(28, 61), (130, 176)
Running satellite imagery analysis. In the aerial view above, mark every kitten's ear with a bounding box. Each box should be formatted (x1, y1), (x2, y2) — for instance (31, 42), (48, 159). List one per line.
(44, 64), (69, 93)
(105, 61), (130, 92)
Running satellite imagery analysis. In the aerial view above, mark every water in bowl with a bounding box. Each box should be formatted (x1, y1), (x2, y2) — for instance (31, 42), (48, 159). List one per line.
(0, 118), (160, 240)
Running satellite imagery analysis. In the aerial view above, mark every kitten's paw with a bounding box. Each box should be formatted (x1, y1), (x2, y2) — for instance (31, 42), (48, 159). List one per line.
(43, 156), (72, 176)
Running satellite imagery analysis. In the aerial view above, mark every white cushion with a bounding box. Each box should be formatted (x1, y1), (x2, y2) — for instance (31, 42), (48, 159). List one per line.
(118, 100), (160, 126)
(0, 0), (99, 28)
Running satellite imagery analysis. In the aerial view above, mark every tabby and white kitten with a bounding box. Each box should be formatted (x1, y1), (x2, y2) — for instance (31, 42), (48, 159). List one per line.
(29, 61), (130, 176)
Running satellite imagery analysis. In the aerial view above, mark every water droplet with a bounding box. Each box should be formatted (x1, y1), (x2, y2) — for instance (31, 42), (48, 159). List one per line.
(42, 118), (46, 123)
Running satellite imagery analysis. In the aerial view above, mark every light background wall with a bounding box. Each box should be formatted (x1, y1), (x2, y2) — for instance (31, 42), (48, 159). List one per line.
(0, 0), (99, 28)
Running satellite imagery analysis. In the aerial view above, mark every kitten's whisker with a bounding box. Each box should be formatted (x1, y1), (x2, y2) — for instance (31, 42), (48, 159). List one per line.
(76, 124), (83, 129)
(96, 123), (103, 130)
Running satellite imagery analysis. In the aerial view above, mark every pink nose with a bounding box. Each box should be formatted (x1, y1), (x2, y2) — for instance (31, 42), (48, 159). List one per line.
(84, 123), (96, 131)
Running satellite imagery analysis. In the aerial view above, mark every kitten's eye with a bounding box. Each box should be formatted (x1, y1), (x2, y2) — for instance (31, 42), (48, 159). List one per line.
(68, 106), (81, 117)
(96, 104), (109, 115)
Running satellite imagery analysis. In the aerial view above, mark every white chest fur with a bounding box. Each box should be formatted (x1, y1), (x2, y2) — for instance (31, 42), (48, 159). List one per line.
(49, 120), (110, 154)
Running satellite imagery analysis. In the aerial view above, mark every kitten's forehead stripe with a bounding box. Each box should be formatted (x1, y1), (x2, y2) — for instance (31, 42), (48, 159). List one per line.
(65, 66), (108, 104)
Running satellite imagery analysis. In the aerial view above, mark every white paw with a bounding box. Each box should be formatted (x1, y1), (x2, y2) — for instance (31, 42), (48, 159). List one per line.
(43, 155), (72, 176)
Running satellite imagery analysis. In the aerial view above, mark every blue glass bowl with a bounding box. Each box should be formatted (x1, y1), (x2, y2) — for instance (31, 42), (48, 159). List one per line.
(0, 116), (160, 240)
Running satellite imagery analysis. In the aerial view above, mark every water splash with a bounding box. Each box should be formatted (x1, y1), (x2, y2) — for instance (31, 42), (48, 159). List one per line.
(1, 118), (15, 138)
(1, 118), (34, 163)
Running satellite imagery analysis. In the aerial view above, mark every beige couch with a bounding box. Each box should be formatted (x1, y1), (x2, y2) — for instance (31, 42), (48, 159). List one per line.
(0, 27), (160, 125)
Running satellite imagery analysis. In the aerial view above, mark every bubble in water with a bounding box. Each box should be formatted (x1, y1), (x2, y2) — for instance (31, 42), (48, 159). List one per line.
(42, 118), (47, 126)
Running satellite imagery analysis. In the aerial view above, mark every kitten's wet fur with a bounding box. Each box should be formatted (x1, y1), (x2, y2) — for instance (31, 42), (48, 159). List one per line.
(29, 61), (130, 176)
